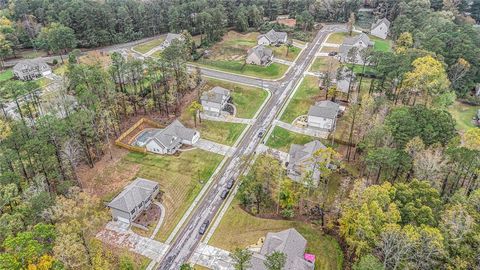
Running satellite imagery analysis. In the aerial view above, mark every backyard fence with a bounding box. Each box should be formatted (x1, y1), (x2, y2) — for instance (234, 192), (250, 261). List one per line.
(115, 118), (164, 153)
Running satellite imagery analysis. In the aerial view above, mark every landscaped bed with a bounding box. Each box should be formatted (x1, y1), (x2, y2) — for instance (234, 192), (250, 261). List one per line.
(203, 78), (268, 119)
(132, 35), (166, 54)
(195, 120), (246, 146)
(280, 76), (320, 123)
(209, 198), (344, 270)
(266, 126), (320, 152)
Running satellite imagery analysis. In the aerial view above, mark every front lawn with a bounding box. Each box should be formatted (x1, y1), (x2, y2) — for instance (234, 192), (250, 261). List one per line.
(195, 60), (288, 79)
(310, 57), (340, 73)
(0, 69), (13, 82)
(204, 78), (268, 119)
(209, 198), (344, 270)
(326, 32), (358, 44)
(448, 101), (479, 133)
(320, 46), (339, 53)
(132, 36), (166, 54)
(266, 126), (319, 152)
(195, 120), (246, 146)
(104, 150), (223, 242)
(280, 76), (320, 123)
(271, 45), (301, 61)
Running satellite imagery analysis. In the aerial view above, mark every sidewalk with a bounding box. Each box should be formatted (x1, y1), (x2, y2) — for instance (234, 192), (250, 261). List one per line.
(190, 243), (235, 270)
(274, 120), (329, 139)
(273, 57), (294, 66)
(257, 144), (289, 162)
(194, 139), (236, 157)
(200, 113), (255, 125)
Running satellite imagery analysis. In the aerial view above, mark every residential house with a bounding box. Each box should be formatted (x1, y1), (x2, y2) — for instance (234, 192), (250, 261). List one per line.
(13, 59), (52, 81)
(370, 18), (390, 39)
(307, 100), (340, 131)
(338, 33), (374, 64)
(257, 29), (288, 46)
(108, 178), (160, 224)
(336, 67), (356, 94)
(134, 120), (200, 154)
(201, 86), (231, 116)
(160, 33), (184, 50)
(246, 45), (273, 66)
(287, 140), (326, 185)
(248, 228), (315, 270)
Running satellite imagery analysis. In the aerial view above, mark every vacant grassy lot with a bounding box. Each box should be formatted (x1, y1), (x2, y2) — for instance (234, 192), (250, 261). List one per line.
(266, 126), (319, 152)
(271, 45), (301, 61)
(195, 120), (246, 146)
(102, 150), (223, 242)
(448, 101), (479, 133)
(0, 69), (13, 82)
(310, 57), (340, 73)
(132, 36), (166, 54)
(326, 32), (358, 44)
(209, 198), (344, 270)
(320, 46), (339, 53)
(203, 78), (267, 119)
(196, 60), (288, 79)
(280, 76), (320, 123)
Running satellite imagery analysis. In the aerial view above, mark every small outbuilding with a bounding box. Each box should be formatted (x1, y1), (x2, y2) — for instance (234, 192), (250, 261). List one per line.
(13, 59), (51, 81)
(201, 86), (231, 116)
(307, 100), (340, 131)
(370, 18), (390, 40)
(246, 45), (273, 66)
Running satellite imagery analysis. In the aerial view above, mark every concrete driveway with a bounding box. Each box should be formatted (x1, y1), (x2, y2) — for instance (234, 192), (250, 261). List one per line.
(189, 243), (234, 270)
(193, 139), (236, 156)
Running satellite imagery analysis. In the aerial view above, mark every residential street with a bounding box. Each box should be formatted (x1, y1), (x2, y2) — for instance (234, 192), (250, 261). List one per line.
(156, 24), (347, 270)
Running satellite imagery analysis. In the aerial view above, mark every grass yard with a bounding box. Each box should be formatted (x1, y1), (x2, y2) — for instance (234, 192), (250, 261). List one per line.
(0, 69), (13, 82)
(310, 57), (340, 73)
(266, 126), (319, 152)
(448, 101), (479, 133)
(271, 45), (301, 61)
(320, 46), (339, 53)
(195, 120), (246, 146)
(280, 76), (320, 123)
(204, 78), (268, 119)
(196, 60), (288, 79)
(194, 265), (210, 270)
(132, 36), (166, 54)
(209, 198), (344, 270)
(112, 150), (223, 242)
(371, 37), (392, 52)
(326, 32), (358, 44)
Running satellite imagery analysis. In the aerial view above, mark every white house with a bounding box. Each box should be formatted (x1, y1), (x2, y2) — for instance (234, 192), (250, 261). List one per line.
(13, 59), (52, 81)
(246, 45), (273, 66)
(307, 100), (340, 131)
(201, 86), (231, 116)
(257, 29), (288, 46)
(134, 120), (199, 154)
(338, 33), (374, 64)
(108, 178), (160, 224)
(287, 140), (326, 185)
(370, 18), (390, 40)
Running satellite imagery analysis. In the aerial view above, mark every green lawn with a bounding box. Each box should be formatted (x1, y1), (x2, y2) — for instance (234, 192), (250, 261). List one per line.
(195, 60), (288, 79)
(196, 120), (246, 146)
(326, 32), (358, 44)
(320, 46), (339, 53)
(204, 78), (268, 119)
(54, 64), (68, 76)
(266, 126), (319, 152)
(132, 36), (166, 54)
(271, 45), (301, 61)
(372, 37), (392, 52)
(310, 57), (340, 73)
(448, 101), (479, 133)
(280, 76), (320, 123)
(118, 150), (223, 242)
(209, 198), (344, 270)
(0, 69), (13, 82)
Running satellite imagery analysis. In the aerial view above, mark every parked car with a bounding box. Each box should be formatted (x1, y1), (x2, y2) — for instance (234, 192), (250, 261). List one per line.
(226, 178), (235, 189)
(258, 128), (266, 138)
(328, 51), (338, 56)
(199, 220), (210, 235)
(220, 189), (229, 199)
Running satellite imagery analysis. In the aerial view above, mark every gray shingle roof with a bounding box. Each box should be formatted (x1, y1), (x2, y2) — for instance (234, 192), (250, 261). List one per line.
(343, 33), (373, 46)
(201, 86), (230, 104)
(308, 100), (340, 119)
(13, 59), (51, 74)
(258, 29), (288, 43)
(288, 140), (326, 167)
(165, 33), (183, 44)
(107, 178), (159, 213)
(371, 18), (391, 30)
(248, 45), (273, 62)
(151, 120), (197, 148)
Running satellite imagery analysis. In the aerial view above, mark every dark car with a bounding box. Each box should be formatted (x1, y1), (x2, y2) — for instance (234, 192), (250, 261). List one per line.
(226, 178), (235, 189)
(220, 189), (229, 199)
(199, 220), (210, 235)
(328, 51), (338, 56)
(258, 128), (266, 138)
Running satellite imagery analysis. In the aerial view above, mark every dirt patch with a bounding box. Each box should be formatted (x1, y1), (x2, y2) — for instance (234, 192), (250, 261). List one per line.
(277, 18), (296, 27)
(134, 203), (161, 228)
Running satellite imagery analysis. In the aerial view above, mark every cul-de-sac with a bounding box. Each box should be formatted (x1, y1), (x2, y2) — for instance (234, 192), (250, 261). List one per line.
(0, 1), (479, 270)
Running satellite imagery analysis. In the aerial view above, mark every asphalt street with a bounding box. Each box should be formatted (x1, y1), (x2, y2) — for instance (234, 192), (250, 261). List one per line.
(156, 24), (346, 270)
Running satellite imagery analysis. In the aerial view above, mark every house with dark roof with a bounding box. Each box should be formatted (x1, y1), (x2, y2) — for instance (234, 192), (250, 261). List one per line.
(246, 45), (273, 66)
(108, 178), (160, 224)
(134, 120), (200, 154)
(159, 33), (184, 50)
(307, 100), (340, 131)
(287, 140), (326, 185)
(257, 29), (288, 46)
(338, 33), (374, 64)
(201, 86), (231, 116)
(370, 18), (390, 39)
(13, 59), (52, 81)
(248, 228), (314, 270)
(336, 67), (356, 94)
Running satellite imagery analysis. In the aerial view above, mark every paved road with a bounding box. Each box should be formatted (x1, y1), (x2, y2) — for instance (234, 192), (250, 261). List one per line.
(156, 24), (346, 270)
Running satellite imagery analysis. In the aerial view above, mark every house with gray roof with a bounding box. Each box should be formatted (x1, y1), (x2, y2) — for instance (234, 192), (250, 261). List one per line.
(307, 100), (340, 131)
(160, 33), (184, 50)
(336, 67), (356, 94)
(338, 33), (374, 64)
(108, 178), (160, 224)
(257, 29), (288, 46)
(246, 45), (273, 66)
(201, 86), (231, 116)
(287, 140), (326, 185)
(370, 18), (390, 39)
(13, 59), (52, 81)
(134, 120), (200, 154)
(248, 228), (314, 270)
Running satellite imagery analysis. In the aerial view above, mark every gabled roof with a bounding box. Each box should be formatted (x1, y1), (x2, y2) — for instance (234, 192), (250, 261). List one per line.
(288, 140), (326, 167)
(201, 86), (230, 104)
(150, 120), (197, 148)
(164, 33), (184, 44)
(336, 67), (356, 93)
(343, 33), (373, 47)
(258, 29), (288, 43)
(371, 18), (391, 30)
(13, 59), (50, 72)
(107, 178), (159, 213)
(308, 100), (340, 119)
(248, 45), (273, 61)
